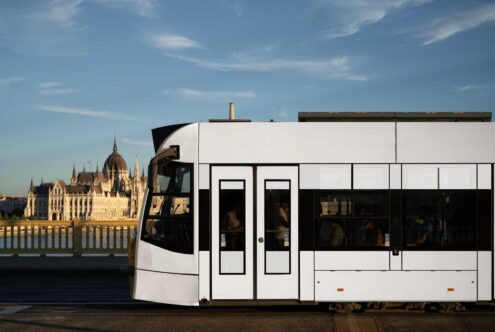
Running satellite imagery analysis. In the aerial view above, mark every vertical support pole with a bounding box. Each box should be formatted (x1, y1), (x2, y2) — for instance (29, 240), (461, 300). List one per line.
(16, 226), (20, 251)
(106, 226), (110, 250)
(112, 226), (117, 250)
(31, 226), (34, 250)
(45, 226), (49, 250)
(73, 219), (82, 257)
(121, 226), (125, 249)
(93, 226), (97, 250)
(59, 226), (63, 249)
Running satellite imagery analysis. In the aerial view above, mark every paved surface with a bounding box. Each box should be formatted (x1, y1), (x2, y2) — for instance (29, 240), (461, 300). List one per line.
(1, 305), (495, 332)
(1, 257), (495, 331)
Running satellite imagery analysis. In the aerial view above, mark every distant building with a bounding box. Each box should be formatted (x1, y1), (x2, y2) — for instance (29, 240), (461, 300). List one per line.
(0, 193), (26, 216)
(24, 139), (147, 221)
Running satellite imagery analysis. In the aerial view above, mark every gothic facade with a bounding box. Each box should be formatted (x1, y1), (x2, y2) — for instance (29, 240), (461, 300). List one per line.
(24, 139), (147, 221)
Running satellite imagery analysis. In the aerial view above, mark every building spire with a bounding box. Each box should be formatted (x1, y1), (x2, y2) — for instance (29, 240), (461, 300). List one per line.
(41, 177), (44, 185)
(30, 177), (34, 191)
(113, 136), (118, 153)
(83, 161), (86, 173)
(72, 163), (77, 180)
(134, 156), (140, 178)
(95, 161), (99, 174)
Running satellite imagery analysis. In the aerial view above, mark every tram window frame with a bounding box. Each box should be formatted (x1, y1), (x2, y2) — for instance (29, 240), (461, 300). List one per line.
(219, 180), (246, 275)
(403, 190), (477, 251)
(315, 190), (390, 251)
(141, 161), (194, 254)
(264, 180), (291, 275)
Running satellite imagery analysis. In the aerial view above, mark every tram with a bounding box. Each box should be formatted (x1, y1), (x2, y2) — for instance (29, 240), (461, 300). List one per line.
(132, 109), (494, 307)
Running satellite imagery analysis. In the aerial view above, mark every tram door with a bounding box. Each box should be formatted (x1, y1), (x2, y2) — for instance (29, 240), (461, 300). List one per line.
(211, 166), (254, 299)
(256, 166), (299, 299)
(211, 166), (298, 300)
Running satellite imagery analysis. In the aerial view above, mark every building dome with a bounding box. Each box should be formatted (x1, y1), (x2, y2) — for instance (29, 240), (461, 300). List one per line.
(103, 138), (128, 172)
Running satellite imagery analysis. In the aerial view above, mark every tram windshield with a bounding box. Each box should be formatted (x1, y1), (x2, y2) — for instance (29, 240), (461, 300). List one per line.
(141, 161), (194, 254)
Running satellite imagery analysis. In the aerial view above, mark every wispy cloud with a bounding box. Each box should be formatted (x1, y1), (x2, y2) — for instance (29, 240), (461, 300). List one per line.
(0, 77), (26, 86)
(148, 34), (203, 50)
(122, 138), (153, 146)
(413, 3), (495, 45)
(317, 0), (431, 39)
(454, 84), (493, 93)
(94, 0), (157, 17)
(0, 0), (86, 56)
(29, 0), (83, 28)
(231, 0), (243, 17)
(37, 105), (147, 122)
(164, 88), (257, 101)
(166, 53), (366, 80)
(36, 82), (81, 96)
(37, 82), (63, 89)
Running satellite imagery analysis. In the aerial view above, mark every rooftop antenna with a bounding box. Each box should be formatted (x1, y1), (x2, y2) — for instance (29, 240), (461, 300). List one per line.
(208, 102), (250, 122)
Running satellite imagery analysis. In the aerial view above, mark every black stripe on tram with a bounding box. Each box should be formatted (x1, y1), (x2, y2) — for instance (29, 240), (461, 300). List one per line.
(199, 189), (210, 251)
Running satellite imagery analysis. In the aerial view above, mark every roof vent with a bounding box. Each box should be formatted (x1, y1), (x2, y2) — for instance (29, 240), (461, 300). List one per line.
(209, 102), (251, 122)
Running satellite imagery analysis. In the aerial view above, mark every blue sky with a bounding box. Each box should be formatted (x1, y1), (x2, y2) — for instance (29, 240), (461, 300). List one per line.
(1, 0), (495, 196)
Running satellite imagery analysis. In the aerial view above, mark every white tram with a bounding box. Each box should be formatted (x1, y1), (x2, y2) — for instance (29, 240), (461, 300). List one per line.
(132, 111), (494, 307)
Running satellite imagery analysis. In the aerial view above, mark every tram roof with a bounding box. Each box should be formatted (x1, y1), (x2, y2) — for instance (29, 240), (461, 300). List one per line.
(298, 112), (492, 122)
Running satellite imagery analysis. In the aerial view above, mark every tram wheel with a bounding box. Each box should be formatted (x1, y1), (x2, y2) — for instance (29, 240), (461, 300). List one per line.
(332, 303), (365, 314)
(438, 302), (465, 313)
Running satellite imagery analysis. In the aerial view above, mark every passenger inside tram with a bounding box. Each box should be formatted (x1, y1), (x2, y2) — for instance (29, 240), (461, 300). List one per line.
(352, 221), (385, 247)
(412, 205), (435, 246)
(274, 194), (290, 249)
(318, 220), (345, 247)
(220, 192), (245, 251)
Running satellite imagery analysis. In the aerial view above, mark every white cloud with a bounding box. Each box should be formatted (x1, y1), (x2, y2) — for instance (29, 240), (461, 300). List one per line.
(39, 88), (81, 96)
(134, 0), (156, 16)
(413, 3), (495, 45)
(93, 0), (157, 17)
(317, 0), (431, 39)
(164, 88), (257, 100)
(454, 84), (493, 93)
(231, 0), (243, 17)
(36, 82), (81, 96)
(29, 0), (83, 28)
(455, 85), (475, 92)
(37, 105), (147, 122)
(166, 53), (367, 81)
(0, 77), (26, 86)
(122, 138), (153, 146)
(149, 34), (203, 50)
(0, 0), (85, 56)
(37, 82), (63, 89)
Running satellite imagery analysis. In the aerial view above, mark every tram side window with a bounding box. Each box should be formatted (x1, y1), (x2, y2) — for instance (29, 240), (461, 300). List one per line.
(265, 182), (291, 251)
(141, 162), (193, 254)
(219, 182), (245, 252)
(404, 191), (476, 250)
(316, 191), (389, 250)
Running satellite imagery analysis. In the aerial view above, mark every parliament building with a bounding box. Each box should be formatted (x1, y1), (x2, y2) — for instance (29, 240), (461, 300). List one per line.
(24, 139), (147, 221)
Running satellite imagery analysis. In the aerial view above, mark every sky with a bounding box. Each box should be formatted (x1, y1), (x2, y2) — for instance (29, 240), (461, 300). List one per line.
(1, 0), (495, 196)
